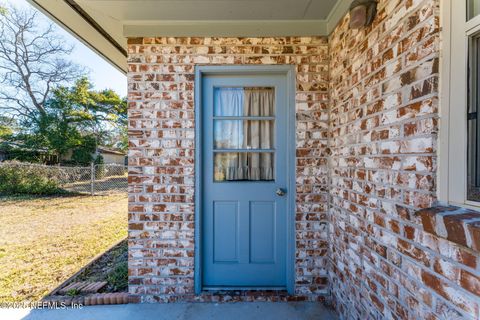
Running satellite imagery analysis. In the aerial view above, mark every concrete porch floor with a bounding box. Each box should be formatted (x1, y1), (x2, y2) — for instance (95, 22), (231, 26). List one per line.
(4, 302), (338, 320)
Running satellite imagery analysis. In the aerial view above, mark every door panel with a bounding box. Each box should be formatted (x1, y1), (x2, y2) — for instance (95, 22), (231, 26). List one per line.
(202, 73), (288, 288)
(213, 201), (239, 263)
(250, 201), (276, 264)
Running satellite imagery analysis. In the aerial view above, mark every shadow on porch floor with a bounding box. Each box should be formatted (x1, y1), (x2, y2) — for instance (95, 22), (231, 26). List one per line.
(10, 301), (338, 320)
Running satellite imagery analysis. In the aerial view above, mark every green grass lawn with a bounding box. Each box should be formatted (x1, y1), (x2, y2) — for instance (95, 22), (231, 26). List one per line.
(0, 193), (127, 303)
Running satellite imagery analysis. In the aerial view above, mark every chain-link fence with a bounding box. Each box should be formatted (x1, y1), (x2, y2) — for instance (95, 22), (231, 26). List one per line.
(0, 162), (127, 195)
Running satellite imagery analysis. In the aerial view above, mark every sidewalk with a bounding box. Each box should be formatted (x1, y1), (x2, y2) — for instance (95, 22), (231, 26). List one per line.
(3, 301), (338, 320)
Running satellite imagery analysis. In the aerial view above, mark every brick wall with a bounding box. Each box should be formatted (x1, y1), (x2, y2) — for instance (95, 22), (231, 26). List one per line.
(126, 0), (480, 315)
(127, 37), (330, 302)
(329, 0), (480, 319)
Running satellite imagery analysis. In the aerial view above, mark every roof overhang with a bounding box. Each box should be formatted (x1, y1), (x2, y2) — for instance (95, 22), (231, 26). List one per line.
(26, 0), (353, 74)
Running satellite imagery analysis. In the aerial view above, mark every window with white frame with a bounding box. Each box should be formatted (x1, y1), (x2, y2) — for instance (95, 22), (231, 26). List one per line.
(469, 0), (480, 20)
(445, 0), (480, 205)
(467, 31), (480, 201)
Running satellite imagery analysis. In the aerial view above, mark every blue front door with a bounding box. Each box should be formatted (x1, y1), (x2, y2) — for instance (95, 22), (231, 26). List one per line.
(201, 72), (288, 288)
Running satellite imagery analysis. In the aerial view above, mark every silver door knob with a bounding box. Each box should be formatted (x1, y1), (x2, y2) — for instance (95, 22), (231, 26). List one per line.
(276, 188), (286, 196)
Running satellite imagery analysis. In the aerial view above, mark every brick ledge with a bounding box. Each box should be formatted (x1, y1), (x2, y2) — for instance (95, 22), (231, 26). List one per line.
(416, 206), (480, 252)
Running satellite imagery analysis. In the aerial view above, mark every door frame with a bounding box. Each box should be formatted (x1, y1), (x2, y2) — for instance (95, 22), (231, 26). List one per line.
(194, 65), (296, 294)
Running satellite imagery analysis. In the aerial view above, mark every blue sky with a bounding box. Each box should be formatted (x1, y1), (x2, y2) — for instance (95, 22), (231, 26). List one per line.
(11, 0), (127, 97)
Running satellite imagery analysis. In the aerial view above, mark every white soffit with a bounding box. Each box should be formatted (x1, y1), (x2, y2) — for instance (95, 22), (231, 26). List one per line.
(26, 0), (353, 73)
(26, 0), (127, 73)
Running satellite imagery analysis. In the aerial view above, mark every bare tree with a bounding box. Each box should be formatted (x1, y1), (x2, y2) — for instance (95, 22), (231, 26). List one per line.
(0, 5), (84, 123)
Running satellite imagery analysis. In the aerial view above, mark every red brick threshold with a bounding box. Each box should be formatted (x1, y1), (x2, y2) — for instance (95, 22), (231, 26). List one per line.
(129, 291), (330, 303)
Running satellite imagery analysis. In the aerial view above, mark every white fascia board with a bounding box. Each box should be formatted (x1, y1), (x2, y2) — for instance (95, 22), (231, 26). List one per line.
(123, 0), (352, 38)
(123, 20), (328, 37)
(26, 0), (127, 74)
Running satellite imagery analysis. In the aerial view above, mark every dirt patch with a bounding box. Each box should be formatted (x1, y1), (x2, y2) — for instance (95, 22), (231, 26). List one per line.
(65, 240), (128, 293)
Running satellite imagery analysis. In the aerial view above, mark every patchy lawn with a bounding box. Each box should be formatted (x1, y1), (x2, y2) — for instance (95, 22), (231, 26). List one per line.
(0, 193), (127, 303)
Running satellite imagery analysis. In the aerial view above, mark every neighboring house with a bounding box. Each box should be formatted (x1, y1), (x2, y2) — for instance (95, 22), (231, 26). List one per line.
(0, 141), (57, 163)
(97, 147), (127, 165)
(28, 0), (480, 319)
(62, 146), (127, 165)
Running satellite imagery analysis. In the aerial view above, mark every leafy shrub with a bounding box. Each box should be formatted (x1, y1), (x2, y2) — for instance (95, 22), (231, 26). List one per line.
(70, 149), (93, 166)
(66, 288), (80, 297)
(94, 155), (106, 179)
(106, 260), (128, 292)
(0, 145), (55, 164)
(0, 161), (65, 195)
(70, 136), (96, 165)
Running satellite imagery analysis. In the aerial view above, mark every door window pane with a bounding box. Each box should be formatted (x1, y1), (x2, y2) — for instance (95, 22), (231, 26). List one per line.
(214, 120), (243, 149)
(214, 152), (274, 181)
(214, 120), (274, 149)
(214, 88), (244, 116)
(468, 36), (480, 201)
(243, 88), (275, 116)
(468, 0), (480, 20)
(214, 87), (275, 116)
